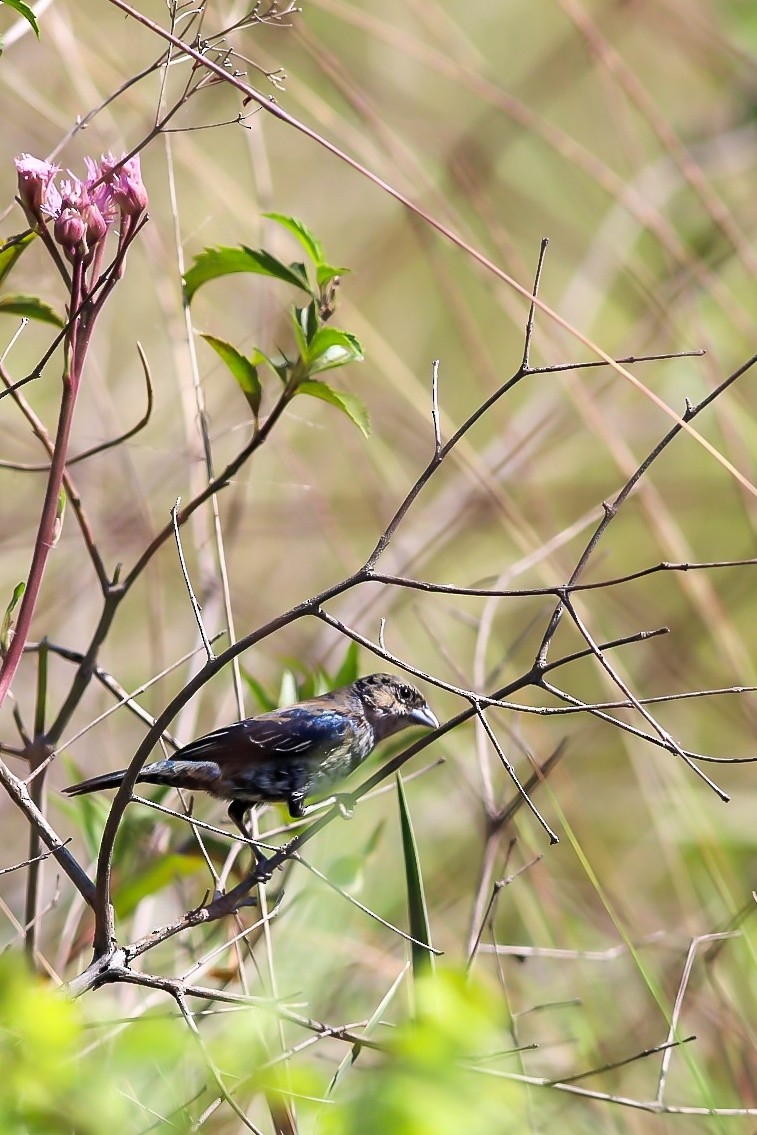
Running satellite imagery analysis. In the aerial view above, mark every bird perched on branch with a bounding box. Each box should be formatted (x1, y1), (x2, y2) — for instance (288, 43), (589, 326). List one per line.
(64, 673), (438, 866)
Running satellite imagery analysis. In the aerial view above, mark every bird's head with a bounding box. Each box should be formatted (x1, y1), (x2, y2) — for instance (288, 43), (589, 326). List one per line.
(354, 673), (439, 741)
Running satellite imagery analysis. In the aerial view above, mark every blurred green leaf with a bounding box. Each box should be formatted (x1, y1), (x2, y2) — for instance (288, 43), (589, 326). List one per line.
(241, 669), (279, 712)
(114, 852), (205, 919)
(324, 967), (525, 1135)
(1, 0), (40, 35)
(1, 581), (24, 653)
(332, 639), (360, 687)
(201, 333), (263, 417)
(56, 783), (111, 860)
(0, 232), (36, 289)
(263, 212), (325, 265)
(0, 954), (201, 1133)
(297, 380), (371, 437)
(397, 773), (434, 981)
(279, 669), (299, 707)
(306, 327), (364, 374)
(329, 820), (385, 890)
(183, 244), (313, 302)
(52, 486), (66, 547)
(0, 293), (65, 327)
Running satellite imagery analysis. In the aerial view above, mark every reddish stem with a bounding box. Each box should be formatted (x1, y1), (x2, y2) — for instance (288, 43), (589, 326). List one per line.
(0, 368), (82, 709)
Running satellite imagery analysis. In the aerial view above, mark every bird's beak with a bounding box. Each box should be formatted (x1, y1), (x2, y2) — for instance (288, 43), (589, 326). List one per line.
(410, 704), (440, 730)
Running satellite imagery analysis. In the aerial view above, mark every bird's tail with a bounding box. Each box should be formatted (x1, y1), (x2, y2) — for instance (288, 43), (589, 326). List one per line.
(64, 759), (221, 797)
(64, 769), (129, 796)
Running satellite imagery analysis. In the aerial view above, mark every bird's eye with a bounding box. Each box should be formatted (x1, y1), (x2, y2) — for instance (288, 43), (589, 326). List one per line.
(398, 684), (415, 701)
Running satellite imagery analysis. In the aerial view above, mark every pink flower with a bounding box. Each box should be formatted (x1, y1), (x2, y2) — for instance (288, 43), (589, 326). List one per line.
(14, 149), (148, 263)
(99, 151), (148, 217)
(83, 156), (118, 226)
(15, 154), (61, 219)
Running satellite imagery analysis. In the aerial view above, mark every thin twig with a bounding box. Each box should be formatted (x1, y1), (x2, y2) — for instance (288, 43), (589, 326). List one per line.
(172, 497), (215, 663)
(292, 852), (444, 953)
(430, 358), (441, 457)
(473, 705), (558, 843)
(0, 838), (71, 876)
(521, 237), (549, 371)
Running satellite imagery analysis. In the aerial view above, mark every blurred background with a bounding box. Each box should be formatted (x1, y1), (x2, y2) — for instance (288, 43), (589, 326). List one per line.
(0, 1), (755, 1131)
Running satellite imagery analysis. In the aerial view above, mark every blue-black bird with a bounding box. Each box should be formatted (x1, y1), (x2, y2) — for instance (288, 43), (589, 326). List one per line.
(64, 673), (438, 863)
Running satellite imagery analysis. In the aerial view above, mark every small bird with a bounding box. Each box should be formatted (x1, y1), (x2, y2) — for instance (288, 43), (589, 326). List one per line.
(64, 673), (438, 866)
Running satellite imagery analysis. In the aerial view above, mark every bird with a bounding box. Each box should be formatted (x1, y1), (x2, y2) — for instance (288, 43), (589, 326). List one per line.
(64, 673), (439, 868)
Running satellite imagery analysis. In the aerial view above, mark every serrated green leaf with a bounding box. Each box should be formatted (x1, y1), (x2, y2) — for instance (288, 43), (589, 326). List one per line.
(262, 212), (325, 266)
(297, 380), (371, 437)
(306, 327), (363, 374)
(183, 245), (313, 302)
(1, 0), (39, 35)
(0, 293), (65, 328)
(0, 232), (36, 289)
(397, 773), (435, 980)
(201, 333), (262, 417)
(1, 582), (25, 653)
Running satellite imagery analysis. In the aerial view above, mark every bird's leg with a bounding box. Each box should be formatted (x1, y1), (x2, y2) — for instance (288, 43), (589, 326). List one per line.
(287, 790), (306, 819)
(227, 800), (271, 881)
(288, 792), (355, 820)
(334, 793), (355, 819)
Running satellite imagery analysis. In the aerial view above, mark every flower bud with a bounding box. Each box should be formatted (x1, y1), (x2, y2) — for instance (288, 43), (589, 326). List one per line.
(54, 206), (86, 257)
(14, 154), (61, 222)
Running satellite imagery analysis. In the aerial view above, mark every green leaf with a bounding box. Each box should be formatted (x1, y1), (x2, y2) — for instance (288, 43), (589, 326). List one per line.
(241, 669), (279, 713)
(306, 327), (363, 374)
(183, 245), (313, 302)
(316, 262), (350, 288)
(0, 232), (36, 290)
(397, 773), (435, 981)
(296, 380), (371, 437)
(262, 212), (325, 266)
(201, 333), (263, 417)
(278, 669), (299, 708)
(1, 582), (25, 653)
(329, 820), (386, 889)
(52, 487), (66, 547)
(56, 775), (110, 861)
(1, 0), (39, 36)
(115, 853), (205, 919)
(332, 639), (360, 687)
(0, 293), (65, 328)
(290, 306), (308, 357)
(294, 300), (318, 347)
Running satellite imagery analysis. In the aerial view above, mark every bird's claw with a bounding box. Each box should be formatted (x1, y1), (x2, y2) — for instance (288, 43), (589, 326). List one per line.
(252, 849), (273, 883)
(335, 793), (355, 820)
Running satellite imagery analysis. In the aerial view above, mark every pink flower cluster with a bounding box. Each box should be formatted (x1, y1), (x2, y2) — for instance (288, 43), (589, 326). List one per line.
(15, 152), (148, 263)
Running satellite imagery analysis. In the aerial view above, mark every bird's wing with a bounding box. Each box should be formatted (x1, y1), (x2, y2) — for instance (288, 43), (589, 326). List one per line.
(175, 706), (354, 765)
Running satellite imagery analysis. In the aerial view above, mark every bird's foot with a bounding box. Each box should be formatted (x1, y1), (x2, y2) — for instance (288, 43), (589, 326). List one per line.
(252, 847), (273, 883)
(334, 793), (355, 820)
